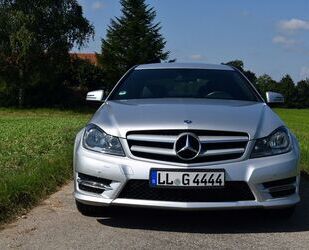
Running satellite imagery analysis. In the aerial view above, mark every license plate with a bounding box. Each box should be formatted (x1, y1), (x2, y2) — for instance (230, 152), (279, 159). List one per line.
(149, 169), (225, 188)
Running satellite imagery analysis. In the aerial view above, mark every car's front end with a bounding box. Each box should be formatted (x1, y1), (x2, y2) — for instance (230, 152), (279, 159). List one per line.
(73, 63), (300, 215)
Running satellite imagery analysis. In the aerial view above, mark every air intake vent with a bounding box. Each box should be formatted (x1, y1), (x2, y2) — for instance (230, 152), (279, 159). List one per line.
(118, 180), (255, 202)
(263, 177), (297, 198)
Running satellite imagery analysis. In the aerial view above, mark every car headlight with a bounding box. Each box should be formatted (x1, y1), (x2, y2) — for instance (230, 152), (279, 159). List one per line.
(83, 124), (125, 156)
(251, 127), (292, 158)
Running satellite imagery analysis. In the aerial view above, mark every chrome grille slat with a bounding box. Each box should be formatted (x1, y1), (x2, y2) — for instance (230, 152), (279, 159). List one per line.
(199, 136), (248, 143)
(127, 134), (177, 143)
(131, 146), (245, 157)
(127, 130), (249, 164)
(201, 148), (245, 156)
(131, 145), (175, 156)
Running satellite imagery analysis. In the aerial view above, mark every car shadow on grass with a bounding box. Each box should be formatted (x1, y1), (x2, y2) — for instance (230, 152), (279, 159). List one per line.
(97, 178), (309, 234)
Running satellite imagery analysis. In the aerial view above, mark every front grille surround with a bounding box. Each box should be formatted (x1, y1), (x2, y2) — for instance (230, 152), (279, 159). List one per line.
(126, 130), (249, 164)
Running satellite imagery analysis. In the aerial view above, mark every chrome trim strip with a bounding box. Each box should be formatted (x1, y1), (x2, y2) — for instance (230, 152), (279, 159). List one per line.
(263, 184), (296, 193)
(201, 148), (245, 156)
(199, 136), (248, 143)
(127, 134), (176, 143)
(130, 145), (175, 156)
(77, 179), (113, 191)
(130, 146), (245, 157)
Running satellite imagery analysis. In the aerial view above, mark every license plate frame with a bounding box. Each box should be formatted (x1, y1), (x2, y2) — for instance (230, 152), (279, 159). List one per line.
(149, 169), (225, 189)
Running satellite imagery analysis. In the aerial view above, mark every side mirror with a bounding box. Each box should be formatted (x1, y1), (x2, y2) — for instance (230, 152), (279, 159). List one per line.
(86, 90), (105, 102)
(266, 91), (284, 104)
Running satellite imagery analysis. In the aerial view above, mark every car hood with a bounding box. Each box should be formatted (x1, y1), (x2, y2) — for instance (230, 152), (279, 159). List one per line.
(90, 99), (285, 140)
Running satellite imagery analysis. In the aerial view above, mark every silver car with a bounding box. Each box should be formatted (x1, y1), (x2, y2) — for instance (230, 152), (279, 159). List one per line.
(74, 63), (300, 218)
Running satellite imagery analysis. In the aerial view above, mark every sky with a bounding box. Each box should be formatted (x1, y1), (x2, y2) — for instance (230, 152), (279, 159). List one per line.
(75, 0), (309, 82)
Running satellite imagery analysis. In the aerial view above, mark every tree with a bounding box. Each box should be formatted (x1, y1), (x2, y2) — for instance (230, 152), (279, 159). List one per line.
(0, 0), (94, 107)
(225, 60), (257, 83)
(225, 60), (244, 71)
(296, 79), (309, 108)
(97, 0), (169, 89)
(278, 75), (297, 107)
(255, 74), (278, 98)
(63, 58), (105, 106)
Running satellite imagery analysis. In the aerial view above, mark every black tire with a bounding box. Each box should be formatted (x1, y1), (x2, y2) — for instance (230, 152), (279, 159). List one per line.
(76, 200), (104, 217)
(265, 206), (296, 219)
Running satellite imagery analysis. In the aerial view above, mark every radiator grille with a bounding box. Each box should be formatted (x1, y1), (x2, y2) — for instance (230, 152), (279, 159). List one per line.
(127, 130), (249, 164)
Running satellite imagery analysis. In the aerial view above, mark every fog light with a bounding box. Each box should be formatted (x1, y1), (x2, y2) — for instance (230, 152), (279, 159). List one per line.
(77, 179), (113, 191)
(77, 173), (113, 194)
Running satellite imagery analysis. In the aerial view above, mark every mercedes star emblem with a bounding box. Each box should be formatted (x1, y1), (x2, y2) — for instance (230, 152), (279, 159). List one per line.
(174, 133), (201, 160)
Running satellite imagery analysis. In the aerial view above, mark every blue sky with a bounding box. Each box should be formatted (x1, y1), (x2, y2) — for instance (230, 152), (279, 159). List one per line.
(76, 0), (309, 82)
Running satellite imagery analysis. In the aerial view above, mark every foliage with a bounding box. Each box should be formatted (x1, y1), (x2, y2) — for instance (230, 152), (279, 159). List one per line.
(0, 0), (94, 107)
(225, 60), (257, 83)
(255, 74), (277, 94)
(278, 75), (298, 107)
(256, 74), (309, 108)
(64, 58), (105, 106)
(0, 0), (308, 109)
(97, 0), (169, 89)
(67, 58), (104, 90)
(0, 109), (91, 223)
(296, 80), (309, 108)
(226, 60), (309, 108)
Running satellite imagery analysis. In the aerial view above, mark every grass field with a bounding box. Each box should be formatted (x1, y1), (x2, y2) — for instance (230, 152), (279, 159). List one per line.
(0, 109), (91, 222)
(0, 108), (308, 223)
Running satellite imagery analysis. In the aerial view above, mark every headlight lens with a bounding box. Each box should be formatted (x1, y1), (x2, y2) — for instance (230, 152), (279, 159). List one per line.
(251, 127), (291, 158)
(83, 124), (125, 156)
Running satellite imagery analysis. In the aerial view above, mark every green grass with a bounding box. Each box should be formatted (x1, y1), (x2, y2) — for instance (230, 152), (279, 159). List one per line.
(0, 108), (308, 223)
(0, 109), (91, 223)
(275, 109), (309, 174)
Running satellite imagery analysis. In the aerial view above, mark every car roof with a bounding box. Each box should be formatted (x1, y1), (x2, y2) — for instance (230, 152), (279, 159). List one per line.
(135, 63), (234, 71)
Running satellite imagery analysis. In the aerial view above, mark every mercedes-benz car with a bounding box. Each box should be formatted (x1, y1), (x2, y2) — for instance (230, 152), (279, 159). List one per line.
(74, 63), (300, 218)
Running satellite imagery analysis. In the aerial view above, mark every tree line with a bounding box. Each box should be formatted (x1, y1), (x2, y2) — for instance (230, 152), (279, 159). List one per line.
(0, 0), (308, 108)
(226, 60), (309, 108)
(0, 0), (168, 107)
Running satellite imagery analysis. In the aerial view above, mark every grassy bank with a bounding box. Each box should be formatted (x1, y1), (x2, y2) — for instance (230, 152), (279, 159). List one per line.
(275, 109), (309, 174)
(0, 109), (91, 223)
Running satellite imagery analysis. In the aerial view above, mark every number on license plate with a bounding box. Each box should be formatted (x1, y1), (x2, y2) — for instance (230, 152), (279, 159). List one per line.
(150, 170), (225, 187)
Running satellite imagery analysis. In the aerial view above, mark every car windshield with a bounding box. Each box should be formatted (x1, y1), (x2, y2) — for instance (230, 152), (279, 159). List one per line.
(109, 68), (261, 102)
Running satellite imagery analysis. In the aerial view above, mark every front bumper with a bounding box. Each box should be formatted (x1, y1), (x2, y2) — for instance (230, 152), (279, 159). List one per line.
(73, 132), (301, 210)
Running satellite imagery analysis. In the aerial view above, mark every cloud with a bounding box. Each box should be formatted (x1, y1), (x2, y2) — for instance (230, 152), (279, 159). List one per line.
(92, 1), (104, 10)
(190, 54), (206, 61)
(272, 36), (297, 46)
(300, 66), (309, 79)
(279, 18), (309, 31)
